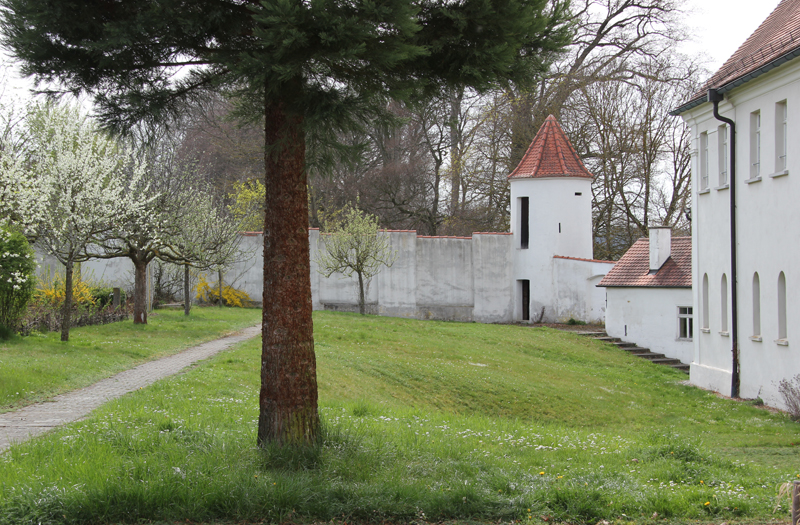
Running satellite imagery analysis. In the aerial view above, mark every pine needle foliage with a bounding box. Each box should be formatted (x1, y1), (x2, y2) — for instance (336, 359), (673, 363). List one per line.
(0, 0), (572, 445)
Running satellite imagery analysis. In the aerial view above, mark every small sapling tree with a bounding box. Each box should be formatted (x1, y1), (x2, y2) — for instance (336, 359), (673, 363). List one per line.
(316, 205), (396, 315)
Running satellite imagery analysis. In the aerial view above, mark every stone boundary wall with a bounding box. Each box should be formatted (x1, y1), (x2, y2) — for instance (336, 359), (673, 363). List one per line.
(234, 229), (515, 323)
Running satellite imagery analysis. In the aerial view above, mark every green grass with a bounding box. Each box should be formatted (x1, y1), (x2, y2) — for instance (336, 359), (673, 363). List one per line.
(0, 311), (798, 525)
(0, 307), (261, 412)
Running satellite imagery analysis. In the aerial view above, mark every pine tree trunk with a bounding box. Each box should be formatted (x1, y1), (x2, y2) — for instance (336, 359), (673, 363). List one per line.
(357, 272), (366, 315)
(133, 259), (147, 324)
(60, 258), (74, 342)
(184, 264), (191, 316)
(258, 96), (319, 447)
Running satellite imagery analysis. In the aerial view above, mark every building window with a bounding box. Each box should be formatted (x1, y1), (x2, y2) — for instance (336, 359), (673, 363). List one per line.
(752, 273), (761, 338)
(700, 132), (709, 190)
(718, 125), (728, 186)
(721, 274), (729, 333)
(520, 197), (529, 249)
(678, 306), (693, 340)
(702, 273), (709, 330)
(520, 279), (530, 321)
(776, 101), (787, 172)
(778, 272), (787, 341)
(750, 111), (761, 178)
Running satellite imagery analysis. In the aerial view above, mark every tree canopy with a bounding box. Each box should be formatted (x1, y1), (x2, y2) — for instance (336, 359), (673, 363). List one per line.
(1, 0), (572, 446)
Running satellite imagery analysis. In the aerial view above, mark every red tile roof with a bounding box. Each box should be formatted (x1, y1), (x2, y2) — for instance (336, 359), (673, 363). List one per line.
(508, 115), (594, 180)
(679, 0), (800, 110)
(597, 237), (692, 288)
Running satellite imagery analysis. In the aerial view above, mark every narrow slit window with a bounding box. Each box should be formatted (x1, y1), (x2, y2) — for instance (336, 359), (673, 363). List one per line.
(520, 197), (529, 249)
(721, 274), (728, 333)
(521, 280), (530, 321)
(750, 111), (761, 178)
(702, 273), (709, 329)
(776, 101), (788, 172)
(700, 131), (709, 190)
(778, 272), (787, 340)
(752, 273), (761, 337)
(718, 125), (728, 186)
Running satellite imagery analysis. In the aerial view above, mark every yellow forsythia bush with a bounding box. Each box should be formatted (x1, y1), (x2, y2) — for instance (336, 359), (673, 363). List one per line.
(194, 274), (253, 307)
(34, 270), (96, 307)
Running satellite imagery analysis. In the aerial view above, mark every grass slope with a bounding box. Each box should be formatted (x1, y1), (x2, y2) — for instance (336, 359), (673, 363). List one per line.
(0, 307), (261, 412)
(0, 311), (797, 525)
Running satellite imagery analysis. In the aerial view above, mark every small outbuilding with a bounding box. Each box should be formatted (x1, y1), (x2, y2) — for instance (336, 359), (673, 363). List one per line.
(598, 227), (693, 364)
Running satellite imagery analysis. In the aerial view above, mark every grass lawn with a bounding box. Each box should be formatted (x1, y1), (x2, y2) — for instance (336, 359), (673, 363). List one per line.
(0, 311), (798, 524)
(0, 307), (261, 412)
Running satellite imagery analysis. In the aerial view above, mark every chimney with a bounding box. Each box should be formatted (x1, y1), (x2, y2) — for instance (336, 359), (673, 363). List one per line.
(649, 226), (672, 272)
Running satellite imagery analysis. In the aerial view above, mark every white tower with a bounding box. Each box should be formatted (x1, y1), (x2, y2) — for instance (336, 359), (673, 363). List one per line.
(509, 115), (595, 322)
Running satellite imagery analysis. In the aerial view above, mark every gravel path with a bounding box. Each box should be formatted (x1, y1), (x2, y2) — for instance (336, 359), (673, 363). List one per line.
(0, 324), (261, 453)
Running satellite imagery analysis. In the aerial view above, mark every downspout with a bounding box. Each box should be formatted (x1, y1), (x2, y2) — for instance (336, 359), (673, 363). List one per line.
(707, 88), (740, 398)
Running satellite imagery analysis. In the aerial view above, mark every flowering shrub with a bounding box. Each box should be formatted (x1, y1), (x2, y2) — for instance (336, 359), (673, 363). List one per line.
(33, 269), (96, 307)
(21, 268), (130, 333)
(195, 274), (252, 307)
(0, 225), (36, 335)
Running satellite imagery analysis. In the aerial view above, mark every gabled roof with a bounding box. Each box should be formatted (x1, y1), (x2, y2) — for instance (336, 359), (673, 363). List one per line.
(673, 0), (800, 115)
(597, 237), (692, 288)
(508, 115), (594, 180)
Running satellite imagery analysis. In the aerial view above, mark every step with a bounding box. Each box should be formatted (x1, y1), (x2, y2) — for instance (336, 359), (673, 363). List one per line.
(575, 331), (607, 337)
(670, 363), (690, 373)
(622, 346), (650, 353)
(613, 341), (637, 348)
(650, 357), (682, 365)
(593, 336), (621, 343)
(632, 352), (666, 360)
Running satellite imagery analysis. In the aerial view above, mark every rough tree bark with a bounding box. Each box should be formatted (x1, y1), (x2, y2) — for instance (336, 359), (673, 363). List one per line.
(257, 96), (320, 447)
(184, 264), (191, 316)
(133, 259), (147, 324)
(60, 258), (74, 342)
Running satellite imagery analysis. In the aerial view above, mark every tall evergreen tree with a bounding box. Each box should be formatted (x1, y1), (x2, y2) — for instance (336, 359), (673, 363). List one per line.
(1, 0), (571, 446)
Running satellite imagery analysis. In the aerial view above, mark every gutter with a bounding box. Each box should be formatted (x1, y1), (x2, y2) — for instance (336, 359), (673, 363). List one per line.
(670, 45), (800, 116)
(707, 88), (740, 399)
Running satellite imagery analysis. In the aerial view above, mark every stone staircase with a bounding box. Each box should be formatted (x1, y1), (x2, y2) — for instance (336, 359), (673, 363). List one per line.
(574, 331), (690, 374)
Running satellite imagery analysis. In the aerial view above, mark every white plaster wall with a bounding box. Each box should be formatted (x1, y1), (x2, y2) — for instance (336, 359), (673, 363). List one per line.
(376, 231), (417, 318)
(605, 286), (694, 363)
(680, 56), (800, 408)
(553, 258), (614, 323)
(472, 233), (514, 323)
(510, 176), (595, 322)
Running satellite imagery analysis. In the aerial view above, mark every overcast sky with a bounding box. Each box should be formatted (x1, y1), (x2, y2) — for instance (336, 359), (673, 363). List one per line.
(679, 0), (782, 74)
(0, 0), (786, 103)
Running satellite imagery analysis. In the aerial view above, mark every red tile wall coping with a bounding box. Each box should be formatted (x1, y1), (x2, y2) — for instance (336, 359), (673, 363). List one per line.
(417, 235), (472, 240)
(553, 255), (616, 264)
(243, 229), (510, 238)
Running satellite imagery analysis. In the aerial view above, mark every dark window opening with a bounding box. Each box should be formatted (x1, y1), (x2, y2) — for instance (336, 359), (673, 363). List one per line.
(575, 192), (582, 196)
(558, 222), (561, 233)
(520, 197), (529, 249)
(522, 280), (530, 321)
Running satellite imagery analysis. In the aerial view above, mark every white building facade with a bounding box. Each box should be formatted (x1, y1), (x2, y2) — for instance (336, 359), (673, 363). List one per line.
(673, 0), (800, 408)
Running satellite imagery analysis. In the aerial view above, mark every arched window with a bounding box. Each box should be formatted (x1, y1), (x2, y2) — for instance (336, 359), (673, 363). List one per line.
(752, 273), (761, 338)
(778, 272), (787, 341)
(702, 274), (709, 329)
(721, 274), (728, 333)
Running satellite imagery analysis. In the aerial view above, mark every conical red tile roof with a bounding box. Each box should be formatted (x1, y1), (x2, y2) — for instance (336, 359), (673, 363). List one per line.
(508, 115), (594, 180)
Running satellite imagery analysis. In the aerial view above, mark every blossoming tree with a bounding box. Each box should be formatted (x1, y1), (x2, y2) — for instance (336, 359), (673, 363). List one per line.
(1, 103), (148, 341)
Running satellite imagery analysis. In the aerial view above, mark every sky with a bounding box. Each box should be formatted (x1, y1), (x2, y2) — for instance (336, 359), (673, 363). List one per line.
(0, 0), (787, 103)
(679, 0), (782, 74)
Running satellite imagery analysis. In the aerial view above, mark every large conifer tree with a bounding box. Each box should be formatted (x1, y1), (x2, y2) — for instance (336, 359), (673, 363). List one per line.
(1, 0), (570, 446)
